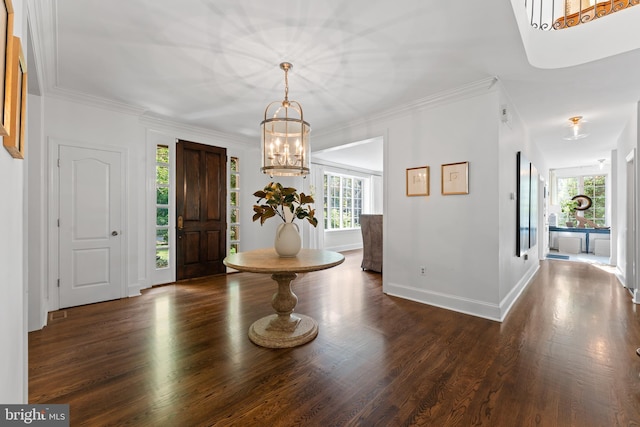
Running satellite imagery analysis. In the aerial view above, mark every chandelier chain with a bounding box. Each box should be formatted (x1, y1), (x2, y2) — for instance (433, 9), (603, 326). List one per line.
(282, 63), (290, 103)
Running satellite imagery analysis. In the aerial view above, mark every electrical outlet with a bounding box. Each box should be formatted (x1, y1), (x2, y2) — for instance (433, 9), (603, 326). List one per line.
(420, 266), (426, 276)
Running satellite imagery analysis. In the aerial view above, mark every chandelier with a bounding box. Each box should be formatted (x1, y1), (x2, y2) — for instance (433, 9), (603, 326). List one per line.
(563, 116), (589, 140)
(260, 62), (310, 176)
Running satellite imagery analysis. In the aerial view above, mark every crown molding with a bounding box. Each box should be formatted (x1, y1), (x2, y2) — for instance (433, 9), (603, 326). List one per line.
(139, 114), (255, 148)
(314, 77), (499, 139)
(26, 0), (57, 95)
(46, 82), (255, 148)
(46, 86), (148, 116)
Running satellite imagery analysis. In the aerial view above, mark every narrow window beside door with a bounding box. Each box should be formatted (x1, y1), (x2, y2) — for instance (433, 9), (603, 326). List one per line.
(230, 156), (240, 254)
(156, 145), (170, 269)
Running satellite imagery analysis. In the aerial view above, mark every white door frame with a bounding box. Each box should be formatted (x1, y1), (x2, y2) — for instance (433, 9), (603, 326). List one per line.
(626, 149), (638, 302)
(47, 138), (128, 311)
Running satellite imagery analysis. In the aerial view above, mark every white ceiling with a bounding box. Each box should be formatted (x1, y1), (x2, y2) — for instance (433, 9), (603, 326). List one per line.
(29, 0), (640, 171)
(312, 137), (384, 173)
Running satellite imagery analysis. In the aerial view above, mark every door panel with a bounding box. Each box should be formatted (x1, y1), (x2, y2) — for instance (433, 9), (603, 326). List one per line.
(207, 231), (221, 261)
(59, 145), (122, 308)
(176, 140), (227, 279)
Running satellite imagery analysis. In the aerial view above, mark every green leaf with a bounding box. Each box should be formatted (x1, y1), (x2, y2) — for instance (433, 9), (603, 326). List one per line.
(300, 193), (314, 204)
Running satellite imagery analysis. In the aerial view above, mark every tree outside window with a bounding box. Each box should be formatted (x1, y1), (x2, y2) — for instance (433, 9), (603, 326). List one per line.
(557, 175), (606, 226)
(155, 145), (170, 268)
(323, 173), (364, 230)
(229, 157), (240, 254)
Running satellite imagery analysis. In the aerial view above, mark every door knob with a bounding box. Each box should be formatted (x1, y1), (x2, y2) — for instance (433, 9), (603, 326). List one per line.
(112, 231), (118, 236)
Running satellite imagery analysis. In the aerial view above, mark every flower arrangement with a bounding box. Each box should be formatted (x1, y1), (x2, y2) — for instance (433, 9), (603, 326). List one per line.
(560, 199), (579, 217)
(252, 182), (318, 227)
(560, 199), (579, 227)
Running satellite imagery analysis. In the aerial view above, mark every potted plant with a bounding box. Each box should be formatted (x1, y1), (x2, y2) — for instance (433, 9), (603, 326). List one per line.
(560, 199), (579, 227)
(252, 182), (318, 257)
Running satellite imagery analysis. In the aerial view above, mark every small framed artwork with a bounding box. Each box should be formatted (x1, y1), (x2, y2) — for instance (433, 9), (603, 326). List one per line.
(406, 166), (429, 196)
(441, 161), (469, 195)
(0, 0), (14, 136)
(3, 36), (25, 159)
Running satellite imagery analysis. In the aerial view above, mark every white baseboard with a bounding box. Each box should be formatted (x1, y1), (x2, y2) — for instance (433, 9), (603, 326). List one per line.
(498, 263), (540, 321)
(384, 282), (503, 321)
(127, 281), (147, 297)
(384, 263), (540, 322)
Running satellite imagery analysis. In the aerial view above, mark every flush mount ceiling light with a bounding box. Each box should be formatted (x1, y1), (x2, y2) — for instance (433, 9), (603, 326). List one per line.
(260, 62), (310, 177)
(598, 158), (606, 170)
(563, 116), (589, 140)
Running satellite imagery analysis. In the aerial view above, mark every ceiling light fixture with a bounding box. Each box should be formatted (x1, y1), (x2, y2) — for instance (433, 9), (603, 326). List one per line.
(563, 116), (589, 140)
(598, 158), (605, 170)
(260, 62), (310, 177)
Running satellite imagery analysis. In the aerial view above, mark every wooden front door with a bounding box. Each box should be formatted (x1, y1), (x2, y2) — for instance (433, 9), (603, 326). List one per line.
(176, 140), (227, 280)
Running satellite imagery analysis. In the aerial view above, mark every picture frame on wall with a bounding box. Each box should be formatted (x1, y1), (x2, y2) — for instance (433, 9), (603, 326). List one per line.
(0, 0), (14, 136)
(441, 161), (469, 195)
(406, 166), (429, 196)
(3, 36), (25, 159)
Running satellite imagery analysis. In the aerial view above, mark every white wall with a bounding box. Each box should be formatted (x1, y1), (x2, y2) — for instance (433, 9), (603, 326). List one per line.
(1, 0), (27, 403)
(27, 93), (46, 331)
(28, 96), (274, 316)
(614, 104), (639, 288)
(313, 79), (540, 321)
(43, 97), (147, 306)
(497, 90), (545, 313)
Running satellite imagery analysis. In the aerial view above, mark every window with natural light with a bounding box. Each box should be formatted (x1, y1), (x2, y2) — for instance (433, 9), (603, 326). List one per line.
(557, 174), (606, 226)
(155, 145), (170, 269)
(229, 157), (240, 254)
(323, 173), (364, 230)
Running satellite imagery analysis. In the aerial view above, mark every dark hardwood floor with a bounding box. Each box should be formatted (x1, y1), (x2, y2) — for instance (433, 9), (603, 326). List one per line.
(29, 251), (640, 426)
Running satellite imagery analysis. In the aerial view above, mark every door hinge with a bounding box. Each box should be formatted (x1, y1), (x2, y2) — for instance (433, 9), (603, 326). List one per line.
(57, 219), (60, 227)
(57, 279), (60, 288)
(57, 158), (60, 167)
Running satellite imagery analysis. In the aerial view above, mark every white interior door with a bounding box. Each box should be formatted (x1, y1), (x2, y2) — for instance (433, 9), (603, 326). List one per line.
(59, 145), (123, 308)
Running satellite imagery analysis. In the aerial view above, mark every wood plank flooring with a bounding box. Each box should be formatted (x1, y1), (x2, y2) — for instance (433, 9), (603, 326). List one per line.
(29, 251), (640, 426)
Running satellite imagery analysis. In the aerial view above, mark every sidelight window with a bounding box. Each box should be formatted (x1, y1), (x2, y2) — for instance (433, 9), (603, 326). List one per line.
(230, 157), (240, 254)
(155, 145), (170, 268)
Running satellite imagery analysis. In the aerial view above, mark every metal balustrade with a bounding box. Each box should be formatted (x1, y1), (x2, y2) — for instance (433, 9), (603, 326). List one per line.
(526, 0), (639, 30)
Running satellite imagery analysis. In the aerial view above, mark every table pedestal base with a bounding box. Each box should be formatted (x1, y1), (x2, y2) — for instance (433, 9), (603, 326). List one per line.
(248, 314), (318, 348)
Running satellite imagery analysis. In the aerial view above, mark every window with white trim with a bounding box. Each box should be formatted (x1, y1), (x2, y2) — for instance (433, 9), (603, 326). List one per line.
(557, 174), (606, 226)
(229, 157), (240, 254)
(155, 145), (170, 269)
(323, 173), (364, 230)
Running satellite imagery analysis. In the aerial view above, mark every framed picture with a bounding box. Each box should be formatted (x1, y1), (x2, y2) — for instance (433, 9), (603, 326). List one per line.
(0, 0), (14, 136)
(3, 35), (25, 159)
(406, 166), (429, 196)
(441, 161), (469, 195)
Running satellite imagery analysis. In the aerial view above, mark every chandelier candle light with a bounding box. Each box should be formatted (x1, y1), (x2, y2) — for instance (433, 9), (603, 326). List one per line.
(260, 62), (311, 177)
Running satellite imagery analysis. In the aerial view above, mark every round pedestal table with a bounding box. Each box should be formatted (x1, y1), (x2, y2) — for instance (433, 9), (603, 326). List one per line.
(223, 248), (345, 348)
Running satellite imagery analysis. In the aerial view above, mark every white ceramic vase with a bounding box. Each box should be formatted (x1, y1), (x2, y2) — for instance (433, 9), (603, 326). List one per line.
(274, 222), (301, 257)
